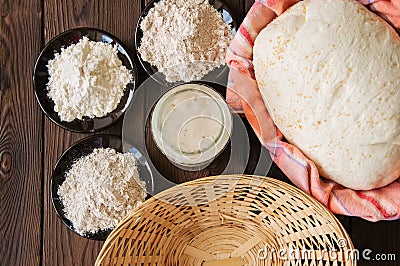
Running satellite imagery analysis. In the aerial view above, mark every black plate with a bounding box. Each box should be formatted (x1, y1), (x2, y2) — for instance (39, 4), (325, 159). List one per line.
(33, 28), (137, 133)
(50, 134), (154, 241)
(134, 0), (238, 82)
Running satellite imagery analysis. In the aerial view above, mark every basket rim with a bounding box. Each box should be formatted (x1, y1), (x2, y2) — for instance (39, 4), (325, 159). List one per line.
(96, 175), (355, 265)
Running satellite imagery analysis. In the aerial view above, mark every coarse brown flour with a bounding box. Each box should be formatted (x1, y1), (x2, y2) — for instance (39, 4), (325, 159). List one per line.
(47, 37), (133, 122)
(58, 148), (146, 234)
(138, 0), (232, 82)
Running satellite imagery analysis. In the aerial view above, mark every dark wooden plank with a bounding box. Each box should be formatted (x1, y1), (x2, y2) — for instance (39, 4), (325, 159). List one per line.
(350, 218), (400, 266)
(244, 0), (254, 14)
(336, 215), (352, 240)
(225, 0), (245, 24)
(42, 1), (142, 265)
(43, 127), (105, 266)
(0, 1), (43, 265)
(136, 0), (248, 187)
(39, 1), (399, 266)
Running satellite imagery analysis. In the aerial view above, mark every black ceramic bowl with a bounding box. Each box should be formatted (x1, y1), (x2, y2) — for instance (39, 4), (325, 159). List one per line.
(51, 134), (154, 241)
(135, 0), (238, 82)
(33, 28), (137, 133)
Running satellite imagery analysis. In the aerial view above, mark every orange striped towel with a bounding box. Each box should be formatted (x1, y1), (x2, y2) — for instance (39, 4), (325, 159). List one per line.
(226, 0), (400, 221)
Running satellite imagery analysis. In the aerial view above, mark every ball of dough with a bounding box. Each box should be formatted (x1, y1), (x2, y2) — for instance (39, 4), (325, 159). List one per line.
(254, 0), (400, 190)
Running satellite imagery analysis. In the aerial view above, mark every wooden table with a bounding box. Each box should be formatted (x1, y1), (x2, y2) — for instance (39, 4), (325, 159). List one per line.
(0, 0), (399, 265)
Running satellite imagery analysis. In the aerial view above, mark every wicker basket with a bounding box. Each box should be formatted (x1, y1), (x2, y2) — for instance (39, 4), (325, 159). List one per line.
(96, 175), (356, 265)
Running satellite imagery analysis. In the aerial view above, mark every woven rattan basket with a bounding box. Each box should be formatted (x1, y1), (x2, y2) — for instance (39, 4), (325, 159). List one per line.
(96, 175), (356, 265)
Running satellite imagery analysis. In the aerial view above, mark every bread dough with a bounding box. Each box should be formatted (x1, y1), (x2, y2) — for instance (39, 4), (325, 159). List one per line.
(254, 0), (400, 190)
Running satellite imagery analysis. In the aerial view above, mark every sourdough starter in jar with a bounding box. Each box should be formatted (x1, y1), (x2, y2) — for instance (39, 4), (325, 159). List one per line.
(151, 83), (232, 170)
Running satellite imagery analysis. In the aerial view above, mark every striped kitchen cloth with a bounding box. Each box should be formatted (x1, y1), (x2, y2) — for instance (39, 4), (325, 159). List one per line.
(226, 0), (400, 221)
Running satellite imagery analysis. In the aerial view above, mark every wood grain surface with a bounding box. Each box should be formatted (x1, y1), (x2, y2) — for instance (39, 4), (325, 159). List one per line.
(0, 0), (399, 265)
(0, 1), (42, 265)
(42, 1), (140, 265)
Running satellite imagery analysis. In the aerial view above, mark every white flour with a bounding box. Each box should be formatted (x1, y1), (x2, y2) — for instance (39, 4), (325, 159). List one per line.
(138, 0), (232, 82)
(58, 148), (146, 234)
(47, 37), (133, 122)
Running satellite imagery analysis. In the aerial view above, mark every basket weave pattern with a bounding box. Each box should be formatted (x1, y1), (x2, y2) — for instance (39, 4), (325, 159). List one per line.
(96, 175), (355, 265)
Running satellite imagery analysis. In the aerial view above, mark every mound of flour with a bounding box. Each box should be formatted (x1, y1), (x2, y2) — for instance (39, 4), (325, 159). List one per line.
(58, 148), (146, 234)
(47, 37), (133, 122)
(138, 0), (232, 82)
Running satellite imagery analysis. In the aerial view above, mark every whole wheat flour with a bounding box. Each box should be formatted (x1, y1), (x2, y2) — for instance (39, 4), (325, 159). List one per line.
(58, 148), (146, 234)
(47, 37), (133, 122)
(138, 0), (232, 82)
